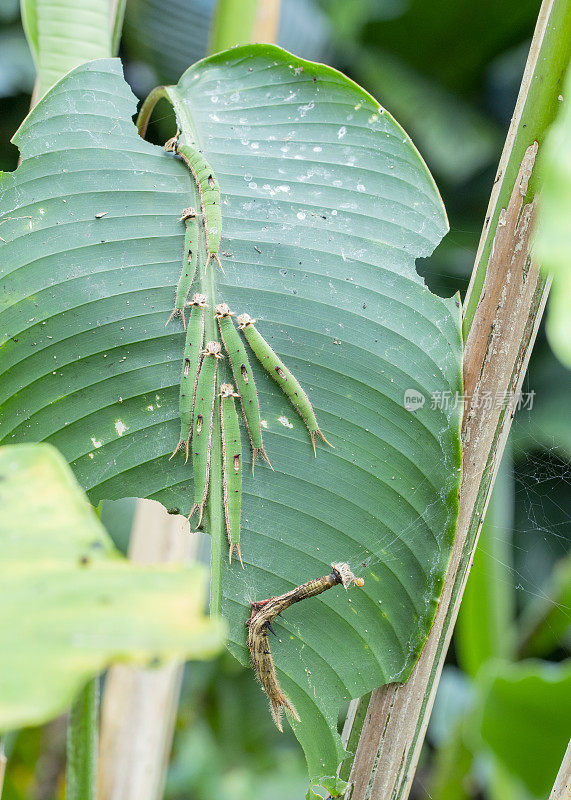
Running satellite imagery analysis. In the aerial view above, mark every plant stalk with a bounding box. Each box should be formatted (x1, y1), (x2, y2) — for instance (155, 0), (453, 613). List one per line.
(462, 0), (571, 335)
(208, 0), (281, 55)
(66, 677), (99, 800)
(340, 1), (568, 794)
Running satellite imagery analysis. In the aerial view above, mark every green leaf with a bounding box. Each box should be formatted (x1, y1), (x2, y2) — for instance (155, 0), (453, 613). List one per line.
(534, 59), (571, 369)
(0, 49), (462, 775)
(478, 660), (571, 797)
(306, 775), (348, 799)
(20, 0), (112, 97)
(0, 443), (226, 732)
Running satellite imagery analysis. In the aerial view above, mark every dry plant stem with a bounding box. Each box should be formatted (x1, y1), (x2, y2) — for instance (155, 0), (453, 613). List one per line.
(344, 143), (549, 799)
(549, 740), (571, 800)
(97, 500), (199, 800)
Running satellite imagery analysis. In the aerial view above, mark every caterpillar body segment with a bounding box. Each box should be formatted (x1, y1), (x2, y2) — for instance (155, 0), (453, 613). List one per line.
(170, 294), (207, 462)
(246, 563), (363, 730)
(215, 304), (272, 473)
(220, 383), (243, 567)
(237, 314), (333, 456)
(166, 137), (224, 274)
(166, 208), (199, 327)
(187, 341), (223, 528)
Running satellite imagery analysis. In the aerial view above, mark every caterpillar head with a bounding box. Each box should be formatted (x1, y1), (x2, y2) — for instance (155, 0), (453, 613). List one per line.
(215, 303), (233, 319)
(190, 293), (208, 308)
(331, 562), (364, 588)
(220, 383), (240, 398)
(237, 313), (256, 329)
(164, 133), (180, 152)
(179, 207), (197, 221)
(203, 341), (223, 359)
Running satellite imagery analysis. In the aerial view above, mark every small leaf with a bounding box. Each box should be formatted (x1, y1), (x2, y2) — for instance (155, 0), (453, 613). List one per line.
(478, 660), (571, 797)
(0, 442), (226, 732)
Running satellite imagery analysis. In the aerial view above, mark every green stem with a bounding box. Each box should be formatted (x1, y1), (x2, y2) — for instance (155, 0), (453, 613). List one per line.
(463, 0), (571, 337)
(66, 677), (99, 800)
(136, 86), (170, 139)
(208, 0), (259, 55)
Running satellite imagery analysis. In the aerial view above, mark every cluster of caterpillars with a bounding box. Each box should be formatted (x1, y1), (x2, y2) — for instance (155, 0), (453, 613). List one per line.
(166, 135), (332, 566)
(165, 135), (363, 733)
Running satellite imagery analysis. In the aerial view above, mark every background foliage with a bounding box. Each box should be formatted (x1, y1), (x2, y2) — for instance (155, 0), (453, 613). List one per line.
(0, 1), (569, 798)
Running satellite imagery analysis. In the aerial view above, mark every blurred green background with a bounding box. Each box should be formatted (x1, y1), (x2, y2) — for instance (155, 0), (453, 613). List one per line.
(1, 0), (569, 797)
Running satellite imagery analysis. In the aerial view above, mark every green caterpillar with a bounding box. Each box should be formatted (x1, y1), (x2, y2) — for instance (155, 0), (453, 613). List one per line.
(188, 340), (223, 528)
(215, 304), (272, 473)
(165, 136), (223, 274)
(220, 383), (243, 567)
(166, 208), (199, 327)
(237, 314), (333, 456)
(170, 293), (207, 462)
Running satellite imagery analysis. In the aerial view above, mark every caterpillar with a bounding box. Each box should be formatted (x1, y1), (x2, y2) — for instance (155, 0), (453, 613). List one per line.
(237, 314), (333, 456)
(166, 207), (199, 327)
(220, 383), (243, 567)
(187, 341), (223, 528)
(215, 304), (272, 473)
(246, 563), (364, 731)
(170, 293), (207, 462)
(165, 135), (223, 274)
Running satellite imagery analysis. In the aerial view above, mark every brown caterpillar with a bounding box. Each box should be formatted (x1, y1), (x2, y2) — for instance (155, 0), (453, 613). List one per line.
(246, 562), (364, 731)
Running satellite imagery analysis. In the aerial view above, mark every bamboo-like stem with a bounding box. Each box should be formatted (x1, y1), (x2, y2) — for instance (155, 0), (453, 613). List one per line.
(209, 0), (281, 54)
(549, 739), (571, 800)
(252, 0), (280, 43)
(97, 500), (199, 800)
(66, 678), (99, 800)
(340, 0), (569, 789)
(462, 0), (571, 335)
(0, 738), (6, 800)
(345, 144), (549, 800)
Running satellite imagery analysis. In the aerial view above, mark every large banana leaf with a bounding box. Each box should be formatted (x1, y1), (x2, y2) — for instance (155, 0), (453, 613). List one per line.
(0, 442), (226, 732)
(0, 49), (462, 777)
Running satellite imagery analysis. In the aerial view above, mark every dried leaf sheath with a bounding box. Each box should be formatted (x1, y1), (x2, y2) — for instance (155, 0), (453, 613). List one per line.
(247, 563), (363, 730)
